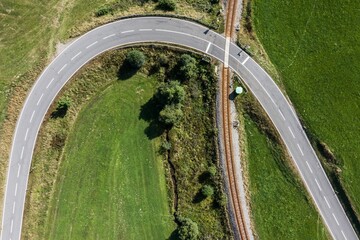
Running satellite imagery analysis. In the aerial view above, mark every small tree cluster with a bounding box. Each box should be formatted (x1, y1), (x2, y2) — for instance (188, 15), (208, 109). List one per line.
(155, 80), (185, 126)
(177, 217), (200, 240)
(178, 54), (198, 81)
(201, 184), (214, 198)
(126, 50), (146, 69)
(157, 0), (176, 11)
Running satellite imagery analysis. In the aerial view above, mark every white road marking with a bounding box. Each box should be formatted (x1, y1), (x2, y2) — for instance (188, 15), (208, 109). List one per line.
(17, 164), (21, 178)
(46, 78), (55, 89)
(278, 109), (286, 120)
(224, 37), (230, 68)
(86, 41), (98, 49)
(71, 51), (82, 61)
(10, 219), (13, 233)
(102, 34), (116, 39)
(333, 213), (340, 226)
(20, 146), (24, 160)
(30, 111), (35, 123)
(324, 196), (331, 208)
(342, 230), (348, 240)
(139, 29), (152, 31)
(12, 202), (16, 214)
(57, 64), (67, 74)
(315, 178), (322, 191)
(14, 183), (18, 196)
(121, 30), (134, 34)
(288, 126), (295, 139)
(36, 93), (44, 106)
(306, 161), (313, 173)
(205, 42), (211, 53)
(242, 56), (250, 65)
(24, 128), (29, 141)
(297, 143), (304, 156)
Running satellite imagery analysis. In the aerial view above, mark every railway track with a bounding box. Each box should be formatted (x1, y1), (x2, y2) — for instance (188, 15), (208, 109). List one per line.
(221, 0), (250, 239)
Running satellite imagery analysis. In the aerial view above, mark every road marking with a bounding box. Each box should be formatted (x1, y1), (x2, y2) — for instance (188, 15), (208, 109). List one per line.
(324, 196), (331, 208)
(30, 110), (35, 123)
(315, 178), (322, 191)
(10, 219), (13, 233)
(57, 64), (67, 74)
(205, 42), (211, 53)
(306, 161), (313, 173)
(242, 56), (250, 65)
(139, 29), (152, 31)
(46, 78), (55, 89)
(278, 109), (286, 120)
(332, 213), (340, 226)
(288, 126), (295, 139)
(121, 30), (134, 34)
(20, 146), (24, 160)
(102, 34), (116, 39)
(86, 41), (98, 49)
(297, 143), (304, 156)
(14, 183), (18, 196)
(12, 202), (16, 214)
(17, 164), (21, 178)
(342, 230), (348, 240)
(224, 37), (230, 68)
(71, 51), (82, 61)
(24, 128), (29, 141)
(36, 93), (44, 106)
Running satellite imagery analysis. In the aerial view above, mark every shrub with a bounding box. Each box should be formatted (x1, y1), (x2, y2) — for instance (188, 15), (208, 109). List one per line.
(201, 185), (214, 197)
(159, 104), (183, 126)
(95, 5), (113, 17)
(178, 217), (200, 240)
(208, 165), (217, 177)
(51, 96), (71, 118)
(157, 0), (176, 11)
(179, 54), (198, 81)
(156, 81), (186, 105)
(126, 50), (146, 68)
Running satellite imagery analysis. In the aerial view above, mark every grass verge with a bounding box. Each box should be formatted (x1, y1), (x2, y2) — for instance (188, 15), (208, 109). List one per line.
(248, 0), (360, 228)
(237, 93), (328, 239)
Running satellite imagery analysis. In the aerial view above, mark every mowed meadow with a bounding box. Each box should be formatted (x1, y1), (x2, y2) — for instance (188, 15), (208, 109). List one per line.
(252, 0), (360, 216)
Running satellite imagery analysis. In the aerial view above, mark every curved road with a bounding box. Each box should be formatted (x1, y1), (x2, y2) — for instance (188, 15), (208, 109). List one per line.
(1, 17), (357, 240)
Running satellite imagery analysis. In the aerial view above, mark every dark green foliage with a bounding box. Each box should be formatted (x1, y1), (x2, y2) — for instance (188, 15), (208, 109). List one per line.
(208, 165), (217, 177)
(157, 0), (176, 11)
(177, 217), (200, 240)
(178, 54), (198, 81)
(159, 104), (183, 126)
(201, 185), (214, 197)
(51, 96), (71, 118)
(156, 81), (186, 105)
(126, 50), (146, 68)
(95, 5), (113, 17)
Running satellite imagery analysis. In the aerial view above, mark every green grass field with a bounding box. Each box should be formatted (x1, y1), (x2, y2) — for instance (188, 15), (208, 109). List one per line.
(44, 75), (175, 239)
(244, 114), (328, 239)
(252, 0), (360, 215)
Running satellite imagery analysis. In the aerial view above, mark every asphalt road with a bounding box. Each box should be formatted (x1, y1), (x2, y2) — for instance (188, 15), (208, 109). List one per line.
(1, 17), (357, 240)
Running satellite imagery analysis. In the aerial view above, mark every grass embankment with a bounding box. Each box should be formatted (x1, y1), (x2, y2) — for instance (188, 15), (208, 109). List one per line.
(250, 0), (360, 222)
(237, 94), (328, 239)
(23, 47), (230, 238)
(44, 75), (175, 239)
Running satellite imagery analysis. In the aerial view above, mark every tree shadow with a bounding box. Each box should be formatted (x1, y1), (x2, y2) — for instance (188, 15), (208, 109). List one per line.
(198, 171), (211, 184)
(139, 96), (166, 139)
(50, 106), (68, 118)
(192, 189), (206, 204)
(229, 90), (237, 101)
(167, 228), (180, 240)
(117, 61), (138, 80)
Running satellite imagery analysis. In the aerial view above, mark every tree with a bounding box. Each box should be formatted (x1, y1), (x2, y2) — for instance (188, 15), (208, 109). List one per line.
(157, 0), (176, 11)
(159, 104), (183, 126)
(208, 165), (217, 177)
(51, 96), (71, 118)
(178, 217), (200, 240)
(201, 185), (214, 198)
(126, 50), (146, 68)
(179, 54), (198, 80)
(156, 81), (185, 105)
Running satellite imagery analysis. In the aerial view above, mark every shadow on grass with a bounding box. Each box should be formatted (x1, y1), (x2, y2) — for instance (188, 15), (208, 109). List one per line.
(139, 96), (166, 139)
(117, 61), (138, 80)
(167, 229), (180, 240)
(192, 189), (206, 204)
